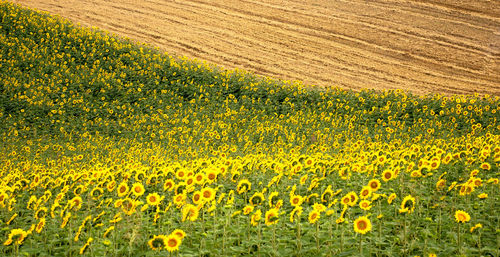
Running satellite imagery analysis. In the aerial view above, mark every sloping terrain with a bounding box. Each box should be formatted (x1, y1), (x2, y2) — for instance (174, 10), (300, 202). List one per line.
(10, 0), (500, 95)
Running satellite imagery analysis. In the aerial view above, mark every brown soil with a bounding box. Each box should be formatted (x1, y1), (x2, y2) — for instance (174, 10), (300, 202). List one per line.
(11, 0), (500, 96)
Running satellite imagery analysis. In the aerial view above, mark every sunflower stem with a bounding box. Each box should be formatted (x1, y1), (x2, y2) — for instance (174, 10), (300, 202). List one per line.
(296, 219), (302, 254)
(340, 222), (344, 253)
(359, 233), (363, 256)
(457, 222), (462, 255)
(315, 220), (320, 252)
(403, 213), (407, 257)
(272, 224), (277, 256)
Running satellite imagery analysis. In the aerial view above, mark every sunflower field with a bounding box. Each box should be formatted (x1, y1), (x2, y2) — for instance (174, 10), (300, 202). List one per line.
(0, 1), (499, 256)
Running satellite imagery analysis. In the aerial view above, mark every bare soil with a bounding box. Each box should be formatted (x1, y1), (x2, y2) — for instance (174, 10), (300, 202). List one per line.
(11, 0), (500, 96)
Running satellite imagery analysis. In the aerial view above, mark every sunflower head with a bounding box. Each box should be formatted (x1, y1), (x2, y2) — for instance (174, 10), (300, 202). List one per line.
(308, 209), (320, 224)
(171, 229), (186, 240)
(265, 209), (279, 226)
(399, 195), (415, 214)
(249, 192), (264, 206)
(146, 193), (162, 206)
(165, 234), (181, 252)
(148, 235), (167, 251)
(454, 210), (471, 223)
(353, 216), (372, 234)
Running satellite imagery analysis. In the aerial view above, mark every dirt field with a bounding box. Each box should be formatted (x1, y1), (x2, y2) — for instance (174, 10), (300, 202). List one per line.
(10, 0), (500, 96)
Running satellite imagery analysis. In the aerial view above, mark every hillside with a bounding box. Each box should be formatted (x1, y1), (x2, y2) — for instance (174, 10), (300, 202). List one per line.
(0, 2), (499, 257)
(10, 0), (500, 96)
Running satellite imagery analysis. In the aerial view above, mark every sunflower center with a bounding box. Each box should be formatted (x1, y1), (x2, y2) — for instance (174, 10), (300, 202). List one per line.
(168, 238), (178, 247)
(357, 220), (367, 230)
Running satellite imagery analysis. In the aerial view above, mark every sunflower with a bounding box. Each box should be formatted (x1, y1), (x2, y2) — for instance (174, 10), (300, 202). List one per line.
(353, 216), (372, 234)
(175, 169), (187, 181)
(289, 206), (303, 223)
(470, 223), (482, 232)
(359, 186), (372, 200)
(478, 193), (488, 199)
(117, 182), (129, 197)
(192, 191), (202, 205)
(368, 179), (381, 192)
(165, 234), (181, 252)
(103, 226), (115, 238)
(173, 193), (186, 207)
(265, 208), (279, 226)
(382, 170), (394, 182)
(79, 237), (93, 255)
(436, 179), (446, 191)
(106, 180), (116, 192)
(146, 193), (162, 206)
(201, 187), (216, 202)
(237, 179), (251, 194)
(171, 229), (186, 240)
(290, 194), (304, 207)
(148, 235), (167, 250)
(480, 162), (491, 170)
(243, 205), (254, 215)
(268, 191), (279, 207)
(163, 179), (175, 191)
(251, 209), (262, 226)
(90, 187), (104, 200)
(345, 192), (358, 207)
(69, 196), (83, 210)
(387, 193), (397, 204)
(308, 209), (320, 224)
(206, 169), (218, 183)
(321, 186), (334, 203)
(249, 192), (265, 206)
(131, 183), (145, 197)
(359, 200), (372, 211)
(313, 203), (326, 213)
(3, 228), (27, 246)
(121, 198), (138, 216)
(135, 171), (146, 182)
(35, 218), (46, 233)
(455, 210), (471, 223)
(194, 173), (205, 185)
(399, 195), (415, 214)
(341, 194), (351, 206)
(35, 207), (48, 219)
(182, 204), (199, 222)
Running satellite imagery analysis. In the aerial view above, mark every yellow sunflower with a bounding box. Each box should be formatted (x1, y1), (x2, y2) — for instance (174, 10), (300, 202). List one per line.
(399, 195), (415, 214)
(181, 204), (199, 222)
(201, 187), (216, 202)
(249, 192), (265, 206)
(35, 218), (46, 233)
(454, 210), (470, 223)
(368, 179), (381, 192)
(251, 209), (262, 226)
(359, 186), (372, 200)
(353, 216), (372, 234)
(171, 229), (186, 240)
(3, 228), (27, 246)
(148, 235), (167, 250)
(359, 200), (372, 211)
(165, 234), (182, 252)
(117, 182), (129, 197)
(382, 170), (394, 182)
(308, 209), (320, 224)
(146, 193), (162, 206)
(290, 194), (304, 207)
(265, 208), (279, 226)
(131, 183), (145, 197)
(237, 179), (251, 194)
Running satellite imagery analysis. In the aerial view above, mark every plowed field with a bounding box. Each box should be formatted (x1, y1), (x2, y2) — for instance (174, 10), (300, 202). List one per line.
(10, 0), (500, 95)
